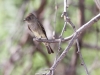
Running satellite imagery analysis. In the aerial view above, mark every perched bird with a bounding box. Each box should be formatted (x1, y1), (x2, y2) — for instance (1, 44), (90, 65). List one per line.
(24, 13), (54, 54)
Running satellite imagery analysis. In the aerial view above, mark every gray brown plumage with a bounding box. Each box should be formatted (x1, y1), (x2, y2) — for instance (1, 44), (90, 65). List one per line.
(24, 13), (54, 54)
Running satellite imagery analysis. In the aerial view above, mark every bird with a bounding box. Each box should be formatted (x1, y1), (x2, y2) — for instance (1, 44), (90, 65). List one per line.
(24, 13), (54, 54)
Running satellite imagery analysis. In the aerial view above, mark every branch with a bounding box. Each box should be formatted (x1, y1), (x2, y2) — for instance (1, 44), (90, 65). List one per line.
(45, 13), (100, 75)
(46, 31), (78, 75)
(33, 13), (100, 43)
(33, 35), (73, 43)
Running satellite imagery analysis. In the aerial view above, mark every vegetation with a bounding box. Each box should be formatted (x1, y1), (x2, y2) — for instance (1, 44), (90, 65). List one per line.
(0, 0), (100, 75)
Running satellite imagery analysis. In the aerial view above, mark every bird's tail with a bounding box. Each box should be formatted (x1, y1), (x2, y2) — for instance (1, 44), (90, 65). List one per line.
(45, 43), (54, 54)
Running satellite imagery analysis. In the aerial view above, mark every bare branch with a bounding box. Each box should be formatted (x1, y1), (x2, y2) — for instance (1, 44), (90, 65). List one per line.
(46, 31), (78, 75)
(33, 13), (100, 43)
(33, 34), (73, 43)
(45, 13), (100, 75)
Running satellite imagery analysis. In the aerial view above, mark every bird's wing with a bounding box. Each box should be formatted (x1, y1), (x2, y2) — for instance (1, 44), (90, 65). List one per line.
(37, 19), (47, 38)
(28, 25), (32, 32)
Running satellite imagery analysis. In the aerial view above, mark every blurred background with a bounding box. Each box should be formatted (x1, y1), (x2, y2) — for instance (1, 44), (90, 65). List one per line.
(0, 0), (100, 75)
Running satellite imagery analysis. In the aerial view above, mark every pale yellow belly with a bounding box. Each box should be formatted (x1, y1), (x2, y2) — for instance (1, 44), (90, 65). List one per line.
(32, 30), (46, 38)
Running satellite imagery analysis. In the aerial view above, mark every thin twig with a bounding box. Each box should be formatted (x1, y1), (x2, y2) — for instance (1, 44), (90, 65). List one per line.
(54, 0), (59, 60)
(46, 31), (78, 75)
(33, 13), (100, 43)
(67, 18), (90, 75)
(45, 13), (100, 75)
(53, 0), (57, 37)
(33, 35), (73, 43)
(58, 0), (68, 51)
